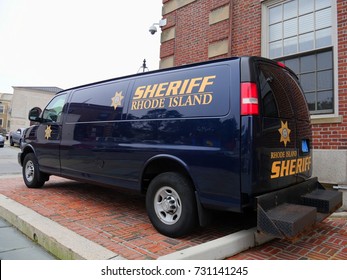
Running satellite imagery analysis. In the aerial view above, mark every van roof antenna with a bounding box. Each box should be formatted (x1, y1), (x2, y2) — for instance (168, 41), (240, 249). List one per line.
(138, 59), (149, 73)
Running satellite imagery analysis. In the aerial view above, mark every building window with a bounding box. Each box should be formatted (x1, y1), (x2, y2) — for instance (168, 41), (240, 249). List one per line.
(0, 119), (3, 126)
(0, 105), (4, 114)
(263, 0), (335, 115)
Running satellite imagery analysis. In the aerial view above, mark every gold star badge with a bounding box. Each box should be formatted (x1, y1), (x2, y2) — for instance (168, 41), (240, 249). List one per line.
(45, 125), (52, 140)
(278, 121), (291, 147)
(111, 91), (124, 110)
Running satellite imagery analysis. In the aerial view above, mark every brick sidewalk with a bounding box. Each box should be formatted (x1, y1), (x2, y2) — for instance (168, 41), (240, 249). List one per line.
(0, 176), (346, 260)
(228, 218), (347, 260)
(0, 176), (243, 259)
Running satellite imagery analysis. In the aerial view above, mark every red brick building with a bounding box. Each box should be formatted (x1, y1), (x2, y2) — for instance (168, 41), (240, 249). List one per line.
(159, 0), (347, 185)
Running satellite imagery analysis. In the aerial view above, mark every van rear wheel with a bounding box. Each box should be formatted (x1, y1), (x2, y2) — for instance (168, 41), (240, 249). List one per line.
(146, 172), (198, 237)
(23, 153), (48, 188)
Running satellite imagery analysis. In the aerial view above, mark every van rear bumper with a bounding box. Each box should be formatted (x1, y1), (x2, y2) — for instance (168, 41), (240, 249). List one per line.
(256, 177), (342, 239)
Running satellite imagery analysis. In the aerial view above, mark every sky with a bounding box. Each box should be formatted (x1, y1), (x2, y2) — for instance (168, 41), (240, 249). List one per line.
(0, 0), (162, 93)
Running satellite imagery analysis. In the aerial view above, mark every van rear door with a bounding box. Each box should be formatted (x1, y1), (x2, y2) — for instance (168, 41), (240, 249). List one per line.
(260, 61), (296, 190)
(241, 57), (312, 198)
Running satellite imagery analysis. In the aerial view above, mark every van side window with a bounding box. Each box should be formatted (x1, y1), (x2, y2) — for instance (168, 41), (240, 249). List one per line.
(42, 93), (67, 123)
(66, 81), (129, 123)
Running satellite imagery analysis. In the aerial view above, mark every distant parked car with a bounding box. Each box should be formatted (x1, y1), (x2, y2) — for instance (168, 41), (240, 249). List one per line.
(0, 135), (4, 148)
(10, 128), (26, 147)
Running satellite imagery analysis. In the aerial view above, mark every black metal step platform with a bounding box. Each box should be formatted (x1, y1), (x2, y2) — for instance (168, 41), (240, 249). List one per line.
(256, 178), (342, 239)
(301, 189), (342, 213)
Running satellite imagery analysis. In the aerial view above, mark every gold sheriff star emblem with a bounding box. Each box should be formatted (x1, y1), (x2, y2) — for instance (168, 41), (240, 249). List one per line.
(278, 121), (291, 147)
(45, 125), (52, 140)
(111, 91), (124, 110)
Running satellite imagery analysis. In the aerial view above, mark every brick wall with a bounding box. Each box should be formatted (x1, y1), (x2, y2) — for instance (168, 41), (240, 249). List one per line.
(229, 0), (261, 56)
(160, 0), (347, 151)
(174, 0), (210, 65)
(161, 0), (262, 63)
(161, 0), (232, 65)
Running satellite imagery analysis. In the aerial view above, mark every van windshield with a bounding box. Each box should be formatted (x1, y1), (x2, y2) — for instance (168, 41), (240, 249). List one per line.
(257, 62), (310, 121)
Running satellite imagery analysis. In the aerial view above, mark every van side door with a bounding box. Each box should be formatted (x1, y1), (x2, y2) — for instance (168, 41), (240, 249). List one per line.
(34, 92), (68, 174)
(60, 81), (132, 186)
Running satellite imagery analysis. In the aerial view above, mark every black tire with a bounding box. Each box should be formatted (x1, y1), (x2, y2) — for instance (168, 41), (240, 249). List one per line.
(10, 138), (14, 146)
(22, 153), (48, 188)
(146, 172), (198, 237)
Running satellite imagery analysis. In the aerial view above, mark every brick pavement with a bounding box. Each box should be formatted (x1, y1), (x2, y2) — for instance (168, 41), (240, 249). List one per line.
(0, 176), (346, 260)
(0, 176), (244, 259)
(228, 217), (347, 260)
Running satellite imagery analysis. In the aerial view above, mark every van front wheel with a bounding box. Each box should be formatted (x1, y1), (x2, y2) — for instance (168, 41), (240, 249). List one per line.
(23, 153), (48, 188)
(146, 172), (198, 237)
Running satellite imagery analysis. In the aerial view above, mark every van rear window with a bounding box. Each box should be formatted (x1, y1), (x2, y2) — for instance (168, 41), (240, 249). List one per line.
(258, 62), (309, 121)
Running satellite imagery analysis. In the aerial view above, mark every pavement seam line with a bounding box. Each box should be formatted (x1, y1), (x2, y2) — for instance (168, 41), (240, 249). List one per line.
(0, 194), (125, 260)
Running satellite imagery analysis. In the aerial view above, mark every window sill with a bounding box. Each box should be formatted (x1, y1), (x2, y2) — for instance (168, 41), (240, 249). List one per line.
(310, 115), (343, 124)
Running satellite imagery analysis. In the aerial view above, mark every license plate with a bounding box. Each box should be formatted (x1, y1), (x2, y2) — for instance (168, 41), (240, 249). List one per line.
(302, 139), (309, 153)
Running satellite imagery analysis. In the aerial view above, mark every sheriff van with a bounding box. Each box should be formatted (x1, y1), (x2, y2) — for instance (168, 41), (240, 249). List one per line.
(19, 57), (342, 238)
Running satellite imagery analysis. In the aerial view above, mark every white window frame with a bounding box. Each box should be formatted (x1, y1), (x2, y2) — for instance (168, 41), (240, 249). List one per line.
(261, 0), (339, 122)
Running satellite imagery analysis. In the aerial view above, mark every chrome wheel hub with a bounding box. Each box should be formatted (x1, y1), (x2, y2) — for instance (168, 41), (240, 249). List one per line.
(154, 186), (182, 225)
(25, 160), (34, 183)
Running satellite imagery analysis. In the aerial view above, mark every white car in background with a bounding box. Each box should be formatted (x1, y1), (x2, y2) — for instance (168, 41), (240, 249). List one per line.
(9, 128), (26, 147)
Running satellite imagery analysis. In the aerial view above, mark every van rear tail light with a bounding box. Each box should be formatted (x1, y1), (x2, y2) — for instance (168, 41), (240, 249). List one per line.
(241, 82), (259, 115)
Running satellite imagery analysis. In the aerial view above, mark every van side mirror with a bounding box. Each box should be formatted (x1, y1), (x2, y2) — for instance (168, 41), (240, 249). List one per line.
(28, 107), (42, 122)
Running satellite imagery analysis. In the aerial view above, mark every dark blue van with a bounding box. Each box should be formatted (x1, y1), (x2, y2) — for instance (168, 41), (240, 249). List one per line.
(19, 57), (341, 238)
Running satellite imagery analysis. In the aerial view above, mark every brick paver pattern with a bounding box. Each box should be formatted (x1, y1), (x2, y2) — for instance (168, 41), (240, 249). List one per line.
(0, 176), (346, 259)
(229, 218), (347, 260)
(0, 177), (243, 259)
